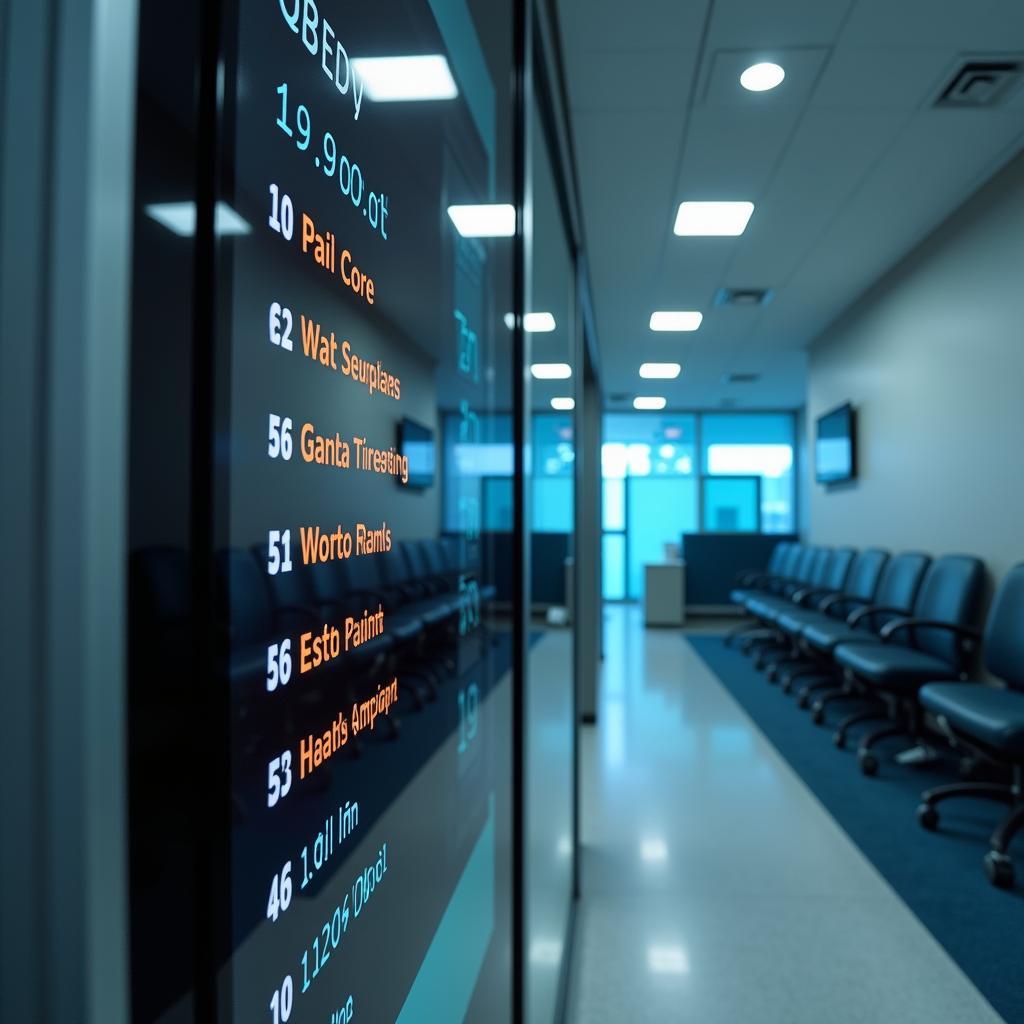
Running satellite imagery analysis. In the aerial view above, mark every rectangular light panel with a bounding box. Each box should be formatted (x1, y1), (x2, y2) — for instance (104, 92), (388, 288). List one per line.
(523, 312), (556, 333)
(674, 201), (754, 237)
(649, 311), (703, 332)
(352, 55), (458, 102)
(550, 397), (575, 411)
(639, 362), (681, 379)
(145, 201), (251, 237)
(531, 363), (572, 380)
(634, 396), (667, 411)
(447, 204), (516, 238)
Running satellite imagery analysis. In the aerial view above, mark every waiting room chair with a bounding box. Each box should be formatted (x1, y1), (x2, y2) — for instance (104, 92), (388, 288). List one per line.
(917, 563), (1024, 888)
(832, 554), (986, 776)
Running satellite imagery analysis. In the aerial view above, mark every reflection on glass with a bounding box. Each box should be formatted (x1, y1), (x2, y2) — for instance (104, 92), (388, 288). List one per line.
(128, 1), (517, 1021)
(525, 101), (576, 1024)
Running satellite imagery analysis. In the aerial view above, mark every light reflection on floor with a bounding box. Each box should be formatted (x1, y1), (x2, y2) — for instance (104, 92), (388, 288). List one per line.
(563, 604), (1003, 1024)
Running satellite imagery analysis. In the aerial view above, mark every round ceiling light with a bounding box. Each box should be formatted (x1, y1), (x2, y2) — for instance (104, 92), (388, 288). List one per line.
(740, 62), (785, 92)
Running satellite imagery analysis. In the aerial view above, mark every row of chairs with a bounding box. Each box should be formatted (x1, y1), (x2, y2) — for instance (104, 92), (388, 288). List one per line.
(728, 541), (1024, 888)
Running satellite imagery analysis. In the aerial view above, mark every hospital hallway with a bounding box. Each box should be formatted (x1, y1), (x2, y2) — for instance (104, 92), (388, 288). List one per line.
(565, 606), (1001, 1024)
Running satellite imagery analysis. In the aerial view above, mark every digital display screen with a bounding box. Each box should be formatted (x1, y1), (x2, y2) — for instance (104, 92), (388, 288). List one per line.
(127, 0), (517, 1020)
(400, 418), (437, 490)
(815, 403), (855, 484)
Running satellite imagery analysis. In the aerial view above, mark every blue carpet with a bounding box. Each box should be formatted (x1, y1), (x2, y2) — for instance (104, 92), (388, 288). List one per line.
(690, 634), (1024, 1024)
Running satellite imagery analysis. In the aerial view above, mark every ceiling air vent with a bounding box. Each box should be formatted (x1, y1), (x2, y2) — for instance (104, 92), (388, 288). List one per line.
(609, 392), (630, 404)
(714, 287), (773, 308)
(935, 59), (1022, 108)
(722, 372), (761, 384)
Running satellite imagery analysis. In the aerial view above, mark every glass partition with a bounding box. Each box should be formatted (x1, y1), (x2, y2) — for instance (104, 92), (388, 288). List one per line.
(127, 1), (520, 1021)
(524, 97), (576, 1024)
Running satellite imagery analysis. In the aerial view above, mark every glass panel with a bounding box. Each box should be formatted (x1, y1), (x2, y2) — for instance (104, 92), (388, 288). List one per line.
(533, 412), (575, 532)
(442, 412), (514, 532)
(602, 533), (627, 601)
(525, 98), (575, 1024)
(603, 478), (625, 531)
(159, 2), (521, 1021)
(703, 477), (760, 532)
(626, 478), (698, 599)
(700, 413), (796, 533)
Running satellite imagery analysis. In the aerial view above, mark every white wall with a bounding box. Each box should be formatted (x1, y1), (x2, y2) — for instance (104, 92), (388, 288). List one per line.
(808, 151), (1024, 587)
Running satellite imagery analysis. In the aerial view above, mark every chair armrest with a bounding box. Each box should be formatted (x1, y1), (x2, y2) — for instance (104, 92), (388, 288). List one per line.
(820, 593), (868, 616)
(799, 587), (839, 608)
(847, 604), (905, 628)
(735, 569), (764, 587)
(879, 618), (982, 648)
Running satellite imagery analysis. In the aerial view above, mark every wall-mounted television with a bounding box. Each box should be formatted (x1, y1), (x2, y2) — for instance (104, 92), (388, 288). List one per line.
(399, 417), (436, 489)
(815, 403), (856, 485)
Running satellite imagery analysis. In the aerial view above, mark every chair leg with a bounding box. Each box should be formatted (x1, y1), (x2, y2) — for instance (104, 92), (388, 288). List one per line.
(857, 723), (907, 776)
(920, 781), (1016, 811)
(796, 677), (834, 709)
(991, 803), (1024, 855)
(753, 641), (787, 671)
(984, 804), (1024, 888)
(765, 651), (799, 682)
(739, 631), (774, 655)
(833, 708), (889, 750)
(779, 661), (821, 687)
(810, 688), (861, 724)
(724, 620), (756, 647)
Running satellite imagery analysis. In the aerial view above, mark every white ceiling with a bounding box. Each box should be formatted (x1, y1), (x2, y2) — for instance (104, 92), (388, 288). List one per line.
(556, 0), (1024, 410)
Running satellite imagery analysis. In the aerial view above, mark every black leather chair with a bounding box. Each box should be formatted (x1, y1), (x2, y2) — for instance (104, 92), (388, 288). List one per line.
(917, 563), (1024, 888)
(801, 551), (930, 718)
(833, 554), (986, 776)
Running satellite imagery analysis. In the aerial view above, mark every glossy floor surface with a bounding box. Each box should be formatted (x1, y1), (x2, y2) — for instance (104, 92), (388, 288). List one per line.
(564, 605), (1004, 1024)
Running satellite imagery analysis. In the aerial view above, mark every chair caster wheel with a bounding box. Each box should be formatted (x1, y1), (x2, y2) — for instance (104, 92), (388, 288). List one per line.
(832, 731), (845, 750)
(917, 804), (939, 831)
(859, 751), (879, 776)
(781, 679), (793, 695)
(796, 693), (809, 710)
(766, 667), (778, 683)
(811, 705), (825, 726)
(984, 851), (1015, 889)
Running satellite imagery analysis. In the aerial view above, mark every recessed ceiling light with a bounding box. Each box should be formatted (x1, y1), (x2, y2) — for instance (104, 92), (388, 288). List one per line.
(740, 62), (785, 92)
(674, 201), (754, 237)
(640, 837), (669, 862)
(352, 55), (458, 102)
(551, 397), (575, 411)
(634, 396), (667, 411)
(646, 944), (690, 975)
(640, 362), (682, 379)
(531, 363), (572, 380)
(523, 312), (556, 333)
(650, 311), (702, 332)
(145, 201), (251, 237)
(447, 204), (516, 238)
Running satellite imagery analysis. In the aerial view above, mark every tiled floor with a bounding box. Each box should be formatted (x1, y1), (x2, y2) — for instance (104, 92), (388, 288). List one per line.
(564, 604), (1003, 1024)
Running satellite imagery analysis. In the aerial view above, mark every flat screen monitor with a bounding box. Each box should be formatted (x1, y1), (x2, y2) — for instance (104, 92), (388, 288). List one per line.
(815, 403), (856, 484)
(400, 418), (435, 489)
